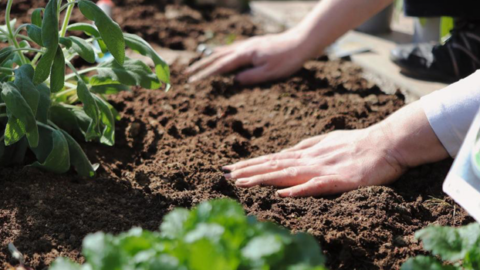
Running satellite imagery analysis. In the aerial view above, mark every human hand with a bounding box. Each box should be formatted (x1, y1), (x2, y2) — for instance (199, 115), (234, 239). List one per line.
(185, 32), (315, 85)
(223, 126), (407, 197)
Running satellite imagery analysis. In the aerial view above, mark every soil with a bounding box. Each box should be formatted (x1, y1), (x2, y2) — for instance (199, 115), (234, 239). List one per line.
(0, 2), (474, 270)
(0, 0), (261, 51)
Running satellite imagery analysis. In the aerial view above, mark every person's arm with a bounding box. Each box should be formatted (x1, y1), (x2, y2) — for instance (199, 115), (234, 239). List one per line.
(421, 70), (480, 157)
(186, 0), (394, 84)
(223, 101), (449, 197)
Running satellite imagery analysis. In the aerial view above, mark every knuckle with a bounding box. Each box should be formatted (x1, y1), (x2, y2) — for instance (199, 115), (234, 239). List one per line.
(268, 159), (279, 169)
(262, 155), (272, 162)
(283, 167), (298, 177)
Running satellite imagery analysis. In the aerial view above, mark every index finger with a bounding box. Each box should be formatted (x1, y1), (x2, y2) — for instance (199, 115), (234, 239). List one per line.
(223, 151), (303, 172)
(185, 49), (231, 75)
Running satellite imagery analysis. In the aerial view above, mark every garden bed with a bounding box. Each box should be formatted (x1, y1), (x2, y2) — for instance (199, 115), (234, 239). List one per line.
(0, 1), (474, 270)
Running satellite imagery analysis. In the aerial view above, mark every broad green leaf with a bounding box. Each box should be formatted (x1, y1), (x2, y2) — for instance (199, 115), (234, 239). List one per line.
(78, 0), (125, 65)
(415, 223), (480, 262)
(0, 47), (14, 66)
(118, 230), (157, 256)
(67, 23), (100, 37)
(50, 258), (83, 270)
(184, 223), (225, 243)
(14, 64), (40, 115)
(34, 0), (59, 84)
(401, 256), (458, 270)
(161, 208), (190, 239)
(83, 232), (127, 270)
(77, 81), (101, 141)
(50, 104), (82, 135)
(5, 116), (26, 146)
(187, 240), (236, 270)
(50, 47), (65, 93)
(36, 84), (51, 123)
(464, 246), (480, 269)
(146, 254), (183, 270)
(92, 58), (161, 89)
(93, 95), (114, 146)
(42, 0), (59, 48)
(31, 125), (70, 174)
(59, 37), (73, 48)
(65, 36), (96, 63)
(1, 83), (39, 147)
(27, 24), (43, 46)
(61, 130), (97, 177)
(31, 8), (43, 27)
(124, 33), (170, 90)
(242, 235), (284, 262)
(72, 109), (93, 136)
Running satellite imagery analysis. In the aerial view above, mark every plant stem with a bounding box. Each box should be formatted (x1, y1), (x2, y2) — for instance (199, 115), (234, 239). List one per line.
(60, 0), (76, 38)
(60, 1), (77, 13)
(66, 61), (82, 79)
(5, 0), (28, 65)
(12, 23), (29, 37)
(54, 88), (76, 99)
(47, 120), (61, 130)
(37, 121), (57, 132)
(31, 52), (42, 66)
(11, 48), (44, 54)
(65, 66), (97, 80)
(16, 34), (35, 43)
(0, 67), (14, 72)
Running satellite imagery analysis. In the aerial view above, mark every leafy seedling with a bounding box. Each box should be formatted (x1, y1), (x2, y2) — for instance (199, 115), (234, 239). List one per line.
(49, 199), (328, 270)
(0, 0), (170, 176)
(401, 223), (480, 270)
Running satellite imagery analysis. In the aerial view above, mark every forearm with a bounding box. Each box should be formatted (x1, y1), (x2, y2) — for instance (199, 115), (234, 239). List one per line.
(377, 101), (449, 168)
(292, 0), (394, 58)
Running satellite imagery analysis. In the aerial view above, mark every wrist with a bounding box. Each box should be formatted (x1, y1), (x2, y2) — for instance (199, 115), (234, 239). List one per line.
(375, 102), (449, 168)
(286, 27), (325, 60)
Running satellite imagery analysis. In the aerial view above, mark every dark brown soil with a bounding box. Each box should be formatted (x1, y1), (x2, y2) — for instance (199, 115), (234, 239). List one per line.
(0, 60), (472, 270)
(0, 2), (473, 270)
(1, 0), (261, 51)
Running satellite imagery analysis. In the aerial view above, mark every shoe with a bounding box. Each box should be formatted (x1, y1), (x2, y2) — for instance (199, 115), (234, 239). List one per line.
(390, 19), (480, 83)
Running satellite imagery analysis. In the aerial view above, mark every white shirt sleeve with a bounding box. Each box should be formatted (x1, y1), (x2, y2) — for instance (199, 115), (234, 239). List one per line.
(421, 70), (480, 157)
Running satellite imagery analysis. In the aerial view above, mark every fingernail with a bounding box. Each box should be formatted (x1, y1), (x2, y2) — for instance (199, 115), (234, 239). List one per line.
(224, 173), (232, 179)
(235, 179), (250, 187)
(188, 76), (197, 83)
(221, 166), (232, 173)
(277, 190), (289, 197)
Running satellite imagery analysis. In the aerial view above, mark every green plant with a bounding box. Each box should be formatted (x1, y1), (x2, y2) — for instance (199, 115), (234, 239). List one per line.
(49, 199), (328, 270)
(0, 0), (169, 176)
(401, 223), (480, 270)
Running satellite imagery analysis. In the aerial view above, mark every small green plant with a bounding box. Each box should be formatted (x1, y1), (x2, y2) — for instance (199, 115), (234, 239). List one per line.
(401, 223), (480, 270)
(0, 0), (169, 176)
(49, 199), (328, 270)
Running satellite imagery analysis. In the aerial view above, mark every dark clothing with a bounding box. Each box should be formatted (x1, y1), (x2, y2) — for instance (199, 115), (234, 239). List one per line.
(404, 0), (480, 19)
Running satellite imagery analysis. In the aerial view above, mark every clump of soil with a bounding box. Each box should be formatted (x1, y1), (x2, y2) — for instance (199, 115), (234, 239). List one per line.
(0, 60), (472, 270)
